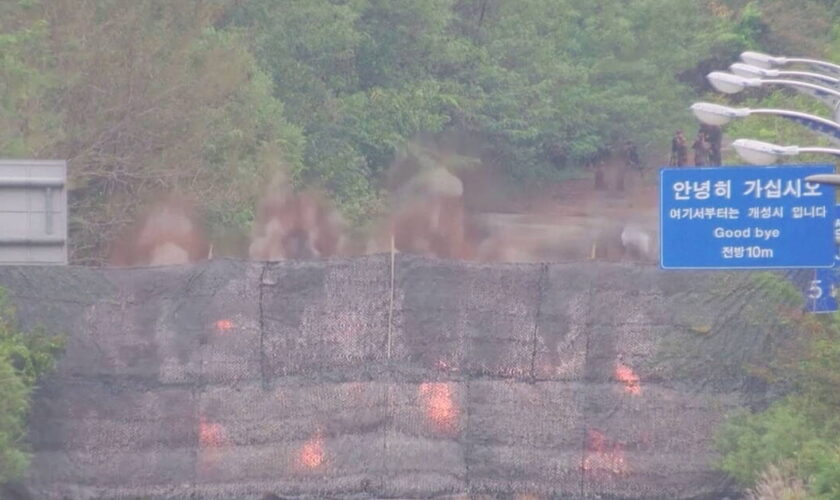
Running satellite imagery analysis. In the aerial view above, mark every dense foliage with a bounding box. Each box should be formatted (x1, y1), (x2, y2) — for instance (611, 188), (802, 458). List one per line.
(0, 289), (62, 484)
(2, 0), (304, 263)
(0, 0), (838, 263)
(712, 272), (840, 497)
(228, 0), (736, 201)
(703, 4), (840, 498)
(717, 308), (840, 498)
(1, 0), (785, 263)
(4, 0), (840, 494)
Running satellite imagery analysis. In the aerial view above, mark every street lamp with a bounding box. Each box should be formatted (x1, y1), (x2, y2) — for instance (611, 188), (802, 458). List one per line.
(690, 102), (840, 145)
(805, 174), (840, 187)
(731, 138), (840, 165)
(741, 51), (840, 78)
(707, 72), (840, 121)
(730, 62), (840, 88)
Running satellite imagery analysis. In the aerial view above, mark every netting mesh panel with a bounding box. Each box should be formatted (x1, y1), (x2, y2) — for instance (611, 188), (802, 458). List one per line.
(0, 256), (795, 499)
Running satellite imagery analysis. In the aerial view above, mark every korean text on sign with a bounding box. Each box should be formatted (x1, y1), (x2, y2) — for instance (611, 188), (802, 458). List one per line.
(660, 164), (835, 270)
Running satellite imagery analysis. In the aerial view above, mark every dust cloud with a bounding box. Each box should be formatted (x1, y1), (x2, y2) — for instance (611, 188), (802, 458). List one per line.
(107, 141), (658, 267)
(108, 197), (209, 267)
(362, 139), (659, 264)
(248, 176), (346, 261)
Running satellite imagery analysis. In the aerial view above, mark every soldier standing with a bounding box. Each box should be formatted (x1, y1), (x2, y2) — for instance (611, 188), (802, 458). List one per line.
(625, 140), (643, 178)
(616, 140), (641, 192)
(692, 131), (709, 167)
(701, 124), (722, 165)
(670, 130), (688, 167)
(593, 160), (607, 191)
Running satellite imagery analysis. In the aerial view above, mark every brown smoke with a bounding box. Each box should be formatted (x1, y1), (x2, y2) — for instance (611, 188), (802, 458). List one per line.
(368, 166), (474, 259)
(248, 177), (346, 261)
(363, 139), (658, 264)
(108, 197), (209, 267)
(108, 143), (658, 266)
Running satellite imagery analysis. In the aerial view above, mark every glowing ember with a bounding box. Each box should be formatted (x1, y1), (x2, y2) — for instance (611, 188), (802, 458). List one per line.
(582, 429), (628, 476)
(198, 417), (225, 448)
(214, 319), (234, 332)
(419, 382), (459, 432)
(615, 361), (641, 395)
(298, 430), (324, 469)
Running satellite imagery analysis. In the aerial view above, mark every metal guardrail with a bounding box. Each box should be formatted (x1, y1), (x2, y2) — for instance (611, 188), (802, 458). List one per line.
(0, 237), (66, 246)
(0, 178), (65, 188)
(0, 160), (68, 264)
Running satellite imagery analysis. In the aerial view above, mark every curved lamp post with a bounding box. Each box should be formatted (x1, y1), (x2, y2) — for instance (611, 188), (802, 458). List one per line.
(727, 53), (840, 191)
(690, 102), (840, 146)
(730, 62), (840, 88)
(707, 72), (840, 121)
(731, 138), (840, 165)
(805, 173), (840, 187)
(741, 51), (840, 78)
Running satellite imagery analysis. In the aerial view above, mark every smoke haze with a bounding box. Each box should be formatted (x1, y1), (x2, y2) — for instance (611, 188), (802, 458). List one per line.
(108, 142), (658, 267)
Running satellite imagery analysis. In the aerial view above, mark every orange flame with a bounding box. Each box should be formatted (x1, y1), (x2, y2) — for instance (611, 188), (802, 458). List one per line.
(582, 429), (628, 476)
(196, 416), (227, 475)
(198, 417), (225, 448)
(298, 430), (324, 469)
(615, 361), (641, 395)
(214, 319), (234, 332)
(419, 382), (459, 433)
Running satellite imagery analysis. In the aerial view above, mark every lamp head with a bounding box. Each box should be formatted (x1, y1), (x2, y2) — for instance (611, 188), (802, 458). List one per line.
(690, 102), (749, 126)
(730, 62), (777, 79)
(707, 72), (760, 94)
(741, 51), (783, 69)
(731, 139), (798, 165)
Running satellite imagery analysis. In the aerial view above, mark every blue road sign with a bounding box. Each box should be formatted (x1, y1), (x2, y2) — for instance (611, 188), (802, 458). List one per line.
(805, 204), (840, 313)
(660, 164), (835, 270)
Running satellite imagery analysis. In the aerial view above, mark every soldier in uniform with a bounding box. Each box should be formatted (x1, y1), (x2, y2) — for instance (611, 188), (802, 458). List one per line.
(625, 140), (643, 178)
(701, 124), (722, 165)
(616, 140), (642, 192)
(593, 160), (606, 190)
(692, 131), (709, 167)
(670, 130), (688, 167)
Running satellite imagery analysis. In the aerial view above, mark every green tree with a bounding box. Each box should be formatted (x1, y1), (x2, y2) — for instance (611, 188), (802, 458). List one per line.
(226, 0), (365, 128)
(51, 0), (304, 263)
(716, 282), (840, 498)
(229, 0), (462, 219)
(0, 289), (62, 484)
(450, 0), (726, 176)
(1, 0), (305, 264)
(8, 0), (832, 258)
(0, 3), (61, 158)
(234, 0), (735, 206)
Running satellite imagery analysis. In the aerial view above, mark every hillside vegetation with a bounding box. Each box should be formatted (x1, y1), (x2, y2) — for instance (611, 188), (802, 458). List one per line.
(4, 0), (827, 263)
(4, 1), (840, 496)
(0, 290), (61, 484)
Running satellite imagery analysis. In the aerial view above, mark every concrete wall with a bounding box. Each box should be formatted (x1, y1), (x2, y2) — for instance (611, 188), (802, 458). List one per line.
(0, 256), (793, 499)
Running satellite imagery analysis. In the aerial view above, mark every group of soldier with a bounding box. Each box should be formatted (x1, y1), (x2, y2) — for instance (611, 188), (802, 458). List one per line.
(591, 123), (723, 191)
(670, 124), (722, 167)
(593, 140), (644, 192)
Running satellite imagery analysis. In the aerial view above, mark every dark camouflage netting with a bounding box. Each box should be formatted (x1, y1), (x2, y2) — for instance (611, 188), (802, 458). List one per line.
(0, 256), (800, 499)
